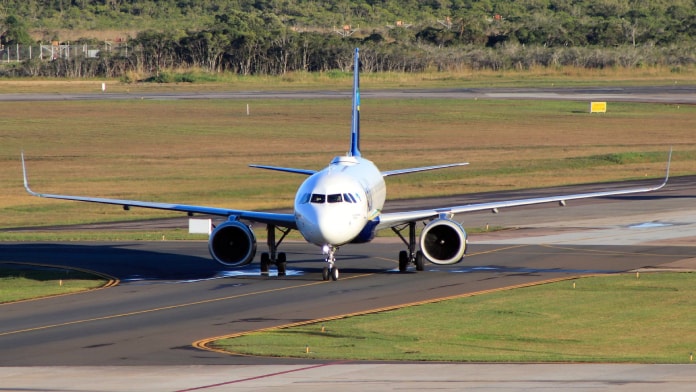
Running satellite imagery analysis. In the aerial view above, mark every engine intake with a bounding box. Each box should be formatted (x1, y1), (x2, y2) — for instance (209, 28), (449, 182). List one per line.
(419, 218), (467, 265)
(208, 220), (257, 267)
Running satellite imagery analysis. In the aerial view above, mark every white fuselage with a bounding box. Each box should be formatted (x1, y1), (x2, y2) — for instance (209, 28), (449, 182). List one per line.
(294, 156), (386, 247)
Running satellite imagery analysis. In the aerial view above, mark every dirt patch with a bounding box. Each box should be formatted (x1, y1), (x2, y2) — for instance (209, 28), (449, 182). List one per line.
(635, 257), (696, 272)
(642, 236), (696, 247)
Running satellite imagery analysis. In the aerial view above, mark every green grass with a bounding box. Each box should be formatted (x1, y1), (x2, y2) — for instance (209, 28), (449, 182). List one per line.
(0, 266), (109, 303)
(213, 273), (696, 363)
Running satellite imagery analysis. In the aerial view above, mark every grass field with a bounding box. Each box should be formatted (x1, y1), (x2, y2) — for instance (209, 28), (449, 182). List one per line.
(1, 97), (695, 235)
(0, 265), (109, 303)
(213, 272), (696, 363)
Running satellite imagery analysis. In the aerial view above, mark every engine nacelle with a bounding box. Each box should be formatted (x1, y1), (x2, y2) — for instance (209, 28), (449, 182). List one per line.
(208, 220), (257, 267)
(419, 218), (467, 265)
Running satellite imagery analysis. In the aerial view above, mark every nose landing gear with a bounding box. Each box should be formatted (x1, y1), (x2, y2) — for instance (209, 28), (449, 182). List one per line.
(321, 245), (340, 281)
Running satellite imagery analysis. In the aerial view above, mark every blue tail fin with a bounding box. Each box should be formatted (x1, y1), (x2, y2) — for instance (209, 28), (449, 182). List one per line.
(349, 48), (361, 157)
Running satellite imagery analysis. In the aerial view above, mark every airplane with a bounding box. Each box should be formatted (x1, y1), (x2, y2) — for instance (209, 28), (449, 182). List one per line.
(22, 48), (671, 282)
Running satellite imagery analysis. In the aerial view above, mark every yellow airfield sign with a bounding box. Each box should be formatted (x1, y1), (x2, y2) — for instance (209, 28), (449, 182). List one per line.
(590, 101), (607, 113)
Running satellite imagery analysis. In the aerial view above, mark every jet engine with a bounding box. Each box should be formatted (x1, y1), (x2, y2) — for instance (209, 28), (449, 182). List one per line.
(419, 218), (467, 265)
(208, 219), (257, 267)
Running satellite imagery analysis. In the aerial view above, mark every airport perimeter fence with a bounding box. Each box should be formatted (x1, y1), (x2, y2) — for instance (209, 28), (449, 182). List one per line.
(0, 42), (129, 62)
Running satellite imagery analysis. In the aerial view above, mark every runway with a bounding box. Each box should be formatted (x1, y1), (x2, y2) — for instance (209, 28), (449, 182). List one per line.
(0, 85), (695, 104)
(2, 177), (696, 390)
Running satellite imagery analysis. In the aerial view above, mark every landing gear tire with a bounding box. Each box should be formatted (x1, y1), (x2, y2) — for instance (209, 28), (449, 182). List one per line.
(276, 252), (287, 276)
(322, 266), (339, 281)
(398, 250), (409, 272)
(260, 253), (270, 276)
(415, 251), (424, 271)
(277, 262), (287, 276)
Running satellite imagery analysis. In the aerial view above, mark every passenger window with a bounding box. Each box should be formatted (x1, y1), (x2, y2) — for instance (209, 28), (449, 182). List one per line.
(311, 194), (325, 203)
(327, 194), (343, 203)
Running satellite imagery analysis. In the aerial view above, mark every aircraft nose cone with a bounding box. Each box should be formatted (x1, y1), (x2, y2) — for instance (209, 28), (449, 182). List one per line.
(316, 212), (348, 245)
(297, 204), (360, 246)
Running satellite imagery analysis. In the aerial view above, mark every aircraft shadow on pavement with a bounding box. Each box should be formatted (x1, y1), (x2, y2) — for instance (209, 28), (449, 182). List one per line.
(0, 242), (634, 282)
(0, 243), (227, 281)
(0, 243), (380, 282)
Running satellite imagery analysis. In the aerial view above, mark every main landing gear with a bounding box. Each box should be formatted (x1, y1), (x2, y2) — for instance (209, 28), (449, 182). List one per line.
(392, 221), (425, 272)
(321, 245), (340, 281)
(260, 224), (291, 277)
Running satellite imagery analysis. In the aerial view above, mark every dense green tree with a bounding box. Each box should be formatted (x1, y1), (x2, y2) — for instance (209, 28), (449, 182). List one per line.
(1, 15), (33, 45)
(2, 0), (695, 50)
(132, 29), (181, 75)
(2, 0), (696, 78)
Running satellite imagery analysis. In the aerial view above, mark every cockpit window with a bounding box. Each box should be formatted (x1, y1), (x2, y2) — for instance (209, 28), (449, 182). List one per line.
(327, 194), (343, 203)
(299, 193), (311, 204)
(310, 194), (325, 203)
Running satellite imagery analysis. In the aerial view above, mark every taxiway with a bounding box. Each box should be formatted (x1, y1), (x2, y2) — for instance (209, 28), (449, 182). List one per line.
(2, 177), (696, 390)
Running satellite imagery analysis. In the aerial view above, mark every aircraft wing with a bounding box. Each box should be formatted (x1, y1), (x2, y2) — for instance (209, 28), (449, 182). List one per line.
(376, 150), (671, 231)
(382, 162), (468, 177)
(250, 162), (469, 177)
(22, 155), (297, 229)
(249, 164), (317, 175)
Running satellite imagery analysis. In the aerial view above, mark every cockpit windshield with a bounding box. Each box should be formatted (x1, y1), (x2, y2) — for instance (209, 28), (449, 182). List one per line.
(310, 194), (325, 203)
(327, 194), (343, 203)
(306, 192), (359, 204)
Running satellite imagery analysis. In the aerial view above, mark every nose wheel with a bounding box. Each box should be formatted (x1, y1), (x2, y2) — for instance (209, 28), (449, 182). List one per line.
(322, 265), (339, 281)
(322, 245), (339, 281)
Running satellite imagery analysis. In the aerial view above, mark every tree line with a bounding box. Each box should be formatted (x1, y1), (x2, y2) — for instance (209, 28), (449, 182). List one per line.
(0, 1), (694, 78)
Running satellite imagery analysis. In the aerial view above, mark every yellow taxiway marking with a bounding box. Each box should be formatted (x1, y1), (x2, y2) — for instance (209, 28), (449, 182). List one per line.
(0, 277), (368, 337)
(541, 243), (691, 258)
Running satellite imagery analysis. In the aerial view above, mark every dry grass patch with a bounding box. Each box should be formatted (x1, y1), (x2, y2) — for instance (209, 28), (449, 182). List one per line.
(1, 98), (695, 229)
(0, 65), (694, 93)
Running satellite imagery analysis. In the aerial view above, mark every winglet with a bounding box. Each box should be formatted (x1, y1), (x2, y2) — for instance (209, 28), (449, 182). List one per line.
(21, 152), (40, 197)
(662, 146), (672, 187)
(349, 47), (361, 157)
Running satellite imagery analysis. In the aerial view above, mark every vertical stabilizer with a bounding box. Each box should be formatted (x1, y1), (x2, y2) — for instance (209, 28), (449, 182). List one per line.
(349, 48), (361, 157)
